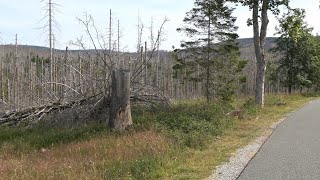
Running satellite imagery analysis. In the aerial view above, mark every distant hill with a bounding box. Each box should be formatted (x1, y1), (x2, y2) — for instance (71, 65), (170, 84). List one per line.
(236, 37), (277, 50)
(0, 37), (278, 60)
(0, 44), (50, 53)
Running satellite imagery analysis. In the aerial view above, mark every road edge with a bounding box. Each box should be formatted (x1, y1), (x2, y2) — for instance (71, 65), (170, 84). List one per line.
(209, 100), (316, 180)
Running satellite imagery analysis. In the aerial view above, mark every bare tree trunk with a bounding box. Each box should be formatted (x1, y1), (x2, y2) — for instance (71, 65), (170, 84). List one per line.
(0, 56), (3, 101)
(206, 15), (212, 102)
(253, 0), (268, 107)
(144, 41), (147, 84)
(109, 69), (132, 130)
(53, 34), (57, 95)
(7, 78), (10, 105)
(13, 34), (18, 107)
(109, 9), (113, 69)
(49, 0), (53, 88)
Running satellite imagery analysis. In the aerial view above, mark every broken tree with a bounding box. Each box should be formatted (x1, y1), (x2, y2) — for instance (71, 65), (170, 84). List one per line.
(109, 69), (132, 130)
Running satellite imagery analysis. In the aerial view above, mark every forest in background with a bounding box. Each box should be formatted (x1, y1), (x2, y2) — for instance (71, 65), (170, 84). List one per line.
(0, 37), (278, 111)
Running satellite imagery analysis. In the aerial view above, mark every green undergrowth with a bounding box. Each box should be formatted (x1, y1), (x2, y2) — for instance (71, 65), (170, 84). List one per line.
(301, 91), (320, 97)
(103, 155), (163, 180)
(154, 100), (235, 149)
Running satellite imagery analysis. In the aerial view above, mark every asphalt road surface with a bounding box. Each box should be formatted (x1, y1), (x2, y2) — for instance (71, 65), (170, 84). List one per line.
(238, 100), (320, 180)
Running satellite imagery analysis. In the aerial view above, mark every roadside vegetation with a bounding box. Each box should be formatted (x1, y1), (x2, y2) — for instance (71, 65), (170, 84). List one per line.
(0, 94), (317, 179)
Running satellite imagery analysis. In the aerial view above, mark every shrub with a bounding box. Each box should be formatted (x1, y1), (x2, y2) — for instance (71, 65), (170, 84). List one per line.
(155, 100), (234, 149)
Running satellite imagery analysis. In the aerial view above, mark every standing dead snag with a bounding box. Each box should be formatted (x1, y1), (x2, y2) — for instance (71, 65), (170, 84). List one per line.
(109, 69), (132, 130)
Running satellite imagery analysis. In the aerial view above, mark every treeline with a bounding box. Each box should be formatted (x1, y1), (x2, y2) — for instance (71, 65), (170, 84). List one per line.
(1, 2), (319, 111)
(0, 39), (288, 111)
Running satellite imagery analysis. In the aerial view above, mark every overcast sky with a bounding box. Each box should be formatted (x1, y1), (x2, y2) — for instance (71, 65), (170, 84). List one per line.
(0, 0), (319, 51)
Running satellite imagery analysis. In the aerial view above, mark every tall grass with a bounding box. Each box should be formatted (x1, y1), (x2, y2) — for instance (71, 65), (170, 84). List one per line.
(0, 123), (107, 153)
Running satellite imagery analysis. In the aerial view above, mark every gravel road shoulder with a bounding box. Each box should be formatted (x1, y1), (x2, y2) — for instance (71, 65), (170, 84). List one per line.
(208, 100), (315, 180)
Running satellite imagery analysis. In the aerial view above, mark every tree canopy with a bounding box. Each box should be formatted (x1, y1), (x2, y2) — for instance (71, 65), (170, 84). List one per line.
(271, 8), (320, 93)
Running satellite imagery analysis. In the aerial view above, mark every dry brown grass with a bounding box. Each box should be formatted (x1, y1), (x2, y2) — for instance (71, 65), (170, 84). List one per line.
(0, 131), (169, 179)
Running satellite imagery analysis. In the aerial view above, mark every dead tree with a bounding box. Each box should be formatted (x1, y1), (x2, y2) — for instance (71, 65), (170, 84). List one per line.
(109, 69), (132, 130)
(40, 0), (61, 94)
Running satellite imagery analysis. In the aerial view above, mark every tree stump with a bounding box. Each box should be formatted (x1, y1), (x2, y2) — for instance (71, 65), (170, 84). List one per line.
(109, 69), (132, 130)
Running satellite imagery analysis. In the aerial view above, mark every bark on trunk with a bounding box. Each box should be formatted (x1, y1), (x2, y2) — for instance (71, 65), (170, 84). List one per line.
(206, 12), (212, 102)
(253, 0), (268, 107)
(255, 60), (266, 106)
(109, 70), (132, 130)
(288, 84), (292, 94)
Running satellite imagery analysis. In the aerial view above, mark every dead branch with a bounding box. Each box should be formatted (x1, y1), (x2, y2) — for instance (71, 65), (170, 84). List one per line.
(0, 93), (169, 127)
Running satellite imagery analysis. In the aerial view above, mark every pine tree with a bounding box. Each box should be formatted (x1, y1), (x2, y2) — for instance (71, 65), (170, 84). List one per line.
(174, 0), (239, 102)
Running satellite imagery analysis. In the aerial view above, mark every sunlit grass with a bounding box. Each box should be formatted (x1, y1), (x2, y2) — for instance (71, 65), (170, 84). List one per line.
(0, 130), (169, 179)
(156, 94), (318, 179)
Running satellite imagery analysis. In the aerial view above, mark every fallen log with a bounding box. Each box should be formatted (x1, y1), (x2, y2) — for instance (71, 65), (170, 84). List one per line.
(0, 94), (169, 127)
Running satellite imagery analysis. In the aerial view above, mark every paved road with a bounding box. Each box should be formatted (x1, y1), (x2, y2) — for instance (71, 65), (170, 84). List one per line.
(238, 100), (320, 180)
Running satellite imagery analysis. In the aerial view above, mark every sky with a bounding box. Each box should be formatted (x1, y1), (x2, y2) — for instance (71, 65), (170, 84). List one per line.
(0, 0), (319, 51)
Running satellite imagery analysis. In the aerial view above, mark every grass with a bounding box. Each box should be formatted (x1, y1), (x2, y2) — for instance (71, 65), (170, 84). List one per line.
(154, 99), (234, 149)
(0, 94), (317, 179)
(0, 123), (107, 153)
(156, 94), (317, 179)
(0, 130), (169, 179)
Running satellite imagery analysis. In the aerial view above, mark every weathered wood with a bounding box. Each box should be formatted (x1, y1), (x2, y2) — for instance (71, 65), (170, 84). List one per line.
(0, 93), (166, 127)
(109, 70), (132, 130)
(0, 103), (72, 127)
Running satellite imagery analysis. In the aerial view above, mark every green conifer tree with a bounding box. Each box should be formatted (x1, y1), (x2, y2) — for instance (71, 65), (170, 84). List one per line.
(174, 0), (240, 101)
